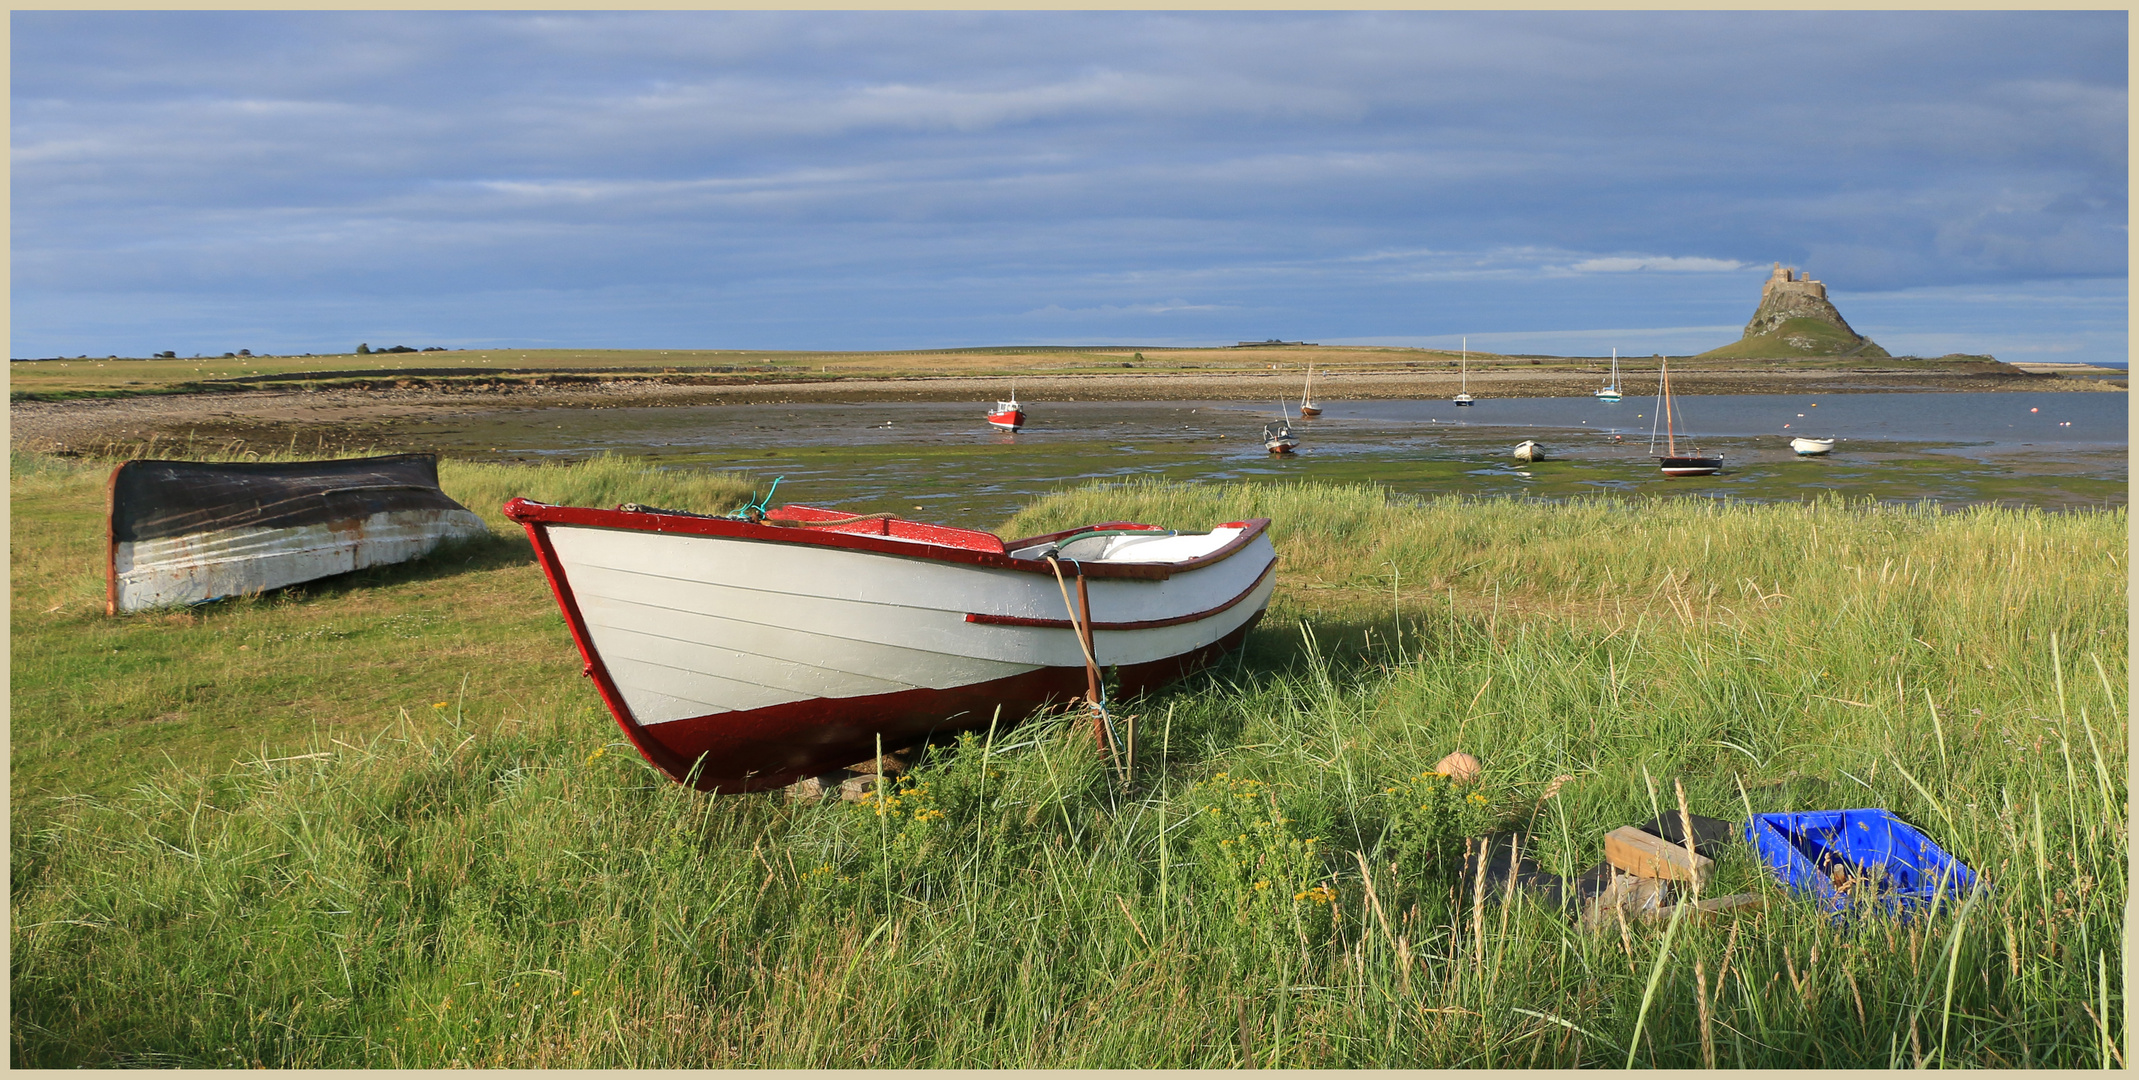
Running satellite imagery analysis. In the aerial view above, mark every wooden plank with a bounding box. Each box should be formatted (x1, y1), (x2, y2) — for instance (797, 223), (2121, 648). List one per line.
(1604, 826), (1715, 885)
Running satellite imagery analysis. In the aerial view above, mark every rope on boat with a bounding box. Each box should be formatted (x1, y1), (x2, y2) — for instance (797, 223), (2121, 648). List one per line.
(724, 476), (785, 523)
(1044, 553), (1126, 780)
(766, 512), (899, 529)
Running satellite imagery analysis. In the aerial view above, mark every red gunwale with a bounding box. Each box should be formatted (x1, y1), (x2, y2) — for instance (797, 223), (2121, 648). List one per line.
(964, 560), (1274, 631)
(503, 498), (1270, 582)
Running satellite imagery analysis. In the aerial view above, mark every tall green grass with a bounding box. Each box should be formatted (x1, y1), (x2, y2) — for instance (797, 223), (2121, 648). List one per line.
(12, 476), (2125, 1067)
(8, 451), (756, 809)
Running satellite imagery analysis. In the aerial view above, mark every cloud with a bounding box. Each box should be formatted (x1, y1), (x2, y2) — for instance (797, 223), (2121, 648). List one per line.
(1022, 299), (1230, 319)
(1564, 256), (1747, 274)
(9, 11), (2126, 362)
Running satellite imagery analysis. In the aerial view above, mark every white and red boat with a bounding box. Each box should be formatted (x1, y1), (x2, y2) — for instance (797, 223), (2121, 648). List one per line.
(986, 389), (1026, 431)
(503, 498), (1276, 792)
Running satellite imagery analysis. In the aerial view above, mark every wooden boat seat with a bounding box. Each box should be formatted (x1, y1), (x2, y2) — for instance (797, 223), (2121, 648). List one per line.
(765, 504), (1009, 554)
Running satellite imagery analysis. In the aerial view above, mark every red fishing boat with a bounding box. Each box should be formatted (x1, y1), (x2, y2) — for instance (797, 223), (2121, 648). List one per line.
(504, 498), (1276, 792)
(986, 387), (1026, 431)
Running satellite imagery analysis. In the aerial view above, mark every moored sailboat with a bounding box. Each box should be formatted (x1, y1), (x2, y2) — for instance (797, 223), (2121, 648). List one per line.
(1595, 348), (1623, 402)
(1298, 363), (1321, 417)
(1649, 358), (1722, 477)
(1453, 337), (1475, 406)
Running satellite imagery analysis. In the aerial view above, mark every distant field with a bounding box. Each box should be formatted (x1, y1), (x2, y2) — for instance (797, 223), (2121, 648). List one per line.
(6, 344), (2023, 401)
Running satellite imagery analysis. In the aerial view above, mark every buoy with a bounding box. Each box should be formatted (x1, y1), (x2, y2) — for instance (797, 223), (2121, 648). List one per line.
(2031, 407), (2038, 413)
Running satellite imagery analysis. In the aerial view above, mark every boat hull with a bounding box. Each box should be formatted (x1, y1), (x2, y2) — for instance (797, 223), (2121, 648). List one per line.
(1658, 455), (1723, 477)
(1512, 441), (1544, 463)
(1594, 389), (1621, 401)
(1297, 404), (1321, 417)
(1265, 439), (1300, 454)
(1790, 438), (1835, 456)
(986, 409), (1024, 431)
(106, 454), (486, 613)
(505, 500), (1277, 792)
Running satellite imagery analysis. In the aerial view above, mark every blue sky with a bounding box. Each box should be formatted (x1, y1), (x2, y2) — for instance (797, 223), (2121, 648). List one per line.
(12, 11), (2128, 363)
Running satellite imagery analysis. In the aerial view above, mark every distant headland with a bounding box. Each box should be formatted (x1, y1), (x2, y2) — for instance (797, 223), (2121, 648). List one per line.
(1696, 263), (1889, 360)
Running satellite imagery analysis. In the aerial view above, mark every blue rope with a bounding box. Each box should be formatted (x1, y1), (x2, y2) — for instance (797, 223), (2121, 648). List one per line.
(726, 475), (784, 521)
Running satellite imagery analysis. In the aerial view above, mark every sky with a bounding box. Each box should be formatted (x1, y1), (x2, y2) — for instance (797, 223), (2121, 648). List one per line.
(11, 11), (2128, 363)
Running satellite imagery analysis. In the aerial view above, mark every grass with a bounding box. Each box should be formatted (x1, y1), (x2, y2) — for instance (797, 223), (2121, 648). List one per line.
(7, 451), (756, 807)
(1696, 318), (1890, 361)
(6, 344), (1489, 401)
(8, 342), (2021, 401)
(10, 462), (2126, 1067)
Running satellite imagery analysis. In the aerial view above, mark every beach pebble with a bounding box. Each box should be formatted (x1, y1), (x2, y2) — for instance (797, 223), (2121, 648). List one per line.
(1434, 751), (1482, 783)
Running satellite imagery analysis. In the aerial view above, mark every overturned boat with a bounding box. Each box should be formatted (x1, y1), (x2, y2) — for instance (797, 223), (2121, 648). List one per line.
(503, 498), (1277, 792)
(107, 454), (488, 614)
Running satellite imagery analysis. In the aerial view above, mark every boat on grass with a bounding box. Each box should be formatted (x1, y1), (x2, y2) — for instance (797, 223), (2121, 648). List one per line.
(1790, 437), (1836, 456)
(503, 497), (1276, 792)
(1649, 358), (1722, 477)
(106, 453), (487, 614)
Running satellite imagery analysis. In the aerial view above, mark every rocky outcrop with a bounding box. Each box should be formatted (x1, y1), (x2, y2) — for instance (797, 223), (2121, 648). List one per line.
(1698, 264), (1888, 359)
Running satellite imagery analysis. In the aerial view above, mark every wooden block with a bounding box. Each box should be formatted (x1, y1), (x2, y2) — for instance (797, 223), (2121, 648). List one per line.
(1604, 826), (1714, 886)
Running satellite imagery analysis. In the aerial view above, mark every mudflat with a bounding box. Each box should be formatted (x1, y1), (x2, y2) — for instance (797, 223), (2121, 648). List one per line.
(9, 355), (2118, 457)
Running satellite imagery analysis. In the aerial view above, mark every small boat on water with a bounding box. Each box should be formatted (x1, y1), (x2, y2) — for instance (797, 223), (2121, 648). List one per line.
(503, 497), (1277, 792)
(1790, 437), (1836, 456)
(106, 454), (487, 614)
(1595, 348), (1623, 402)
(1263, 418), (1300, 454)
(1454, 337), (1475, 406)
(1649, 358), (1722, 477)
(1298, 364), (1322, 417)
(986, 386), (1026, 431)
(1512, 440), (1545, 463)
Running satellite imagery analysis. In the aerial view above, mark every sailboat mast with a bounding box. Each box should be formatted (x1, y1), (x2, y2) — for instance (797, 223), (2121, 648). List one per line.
(1461, 337), (1467, 393)
(1663, 360), (1677, 456)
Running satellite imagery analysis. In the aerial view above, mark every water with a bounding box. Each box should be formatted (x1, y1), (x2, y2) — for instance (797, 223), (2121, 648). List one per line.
(1302, 392), (2126, 451)
(401, 392), (2126, 525)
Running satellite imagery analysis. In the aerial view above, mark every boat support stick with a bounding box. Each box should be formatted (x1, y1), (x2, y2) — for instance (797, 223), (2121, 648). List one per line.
(1046, 555), (1123, 775)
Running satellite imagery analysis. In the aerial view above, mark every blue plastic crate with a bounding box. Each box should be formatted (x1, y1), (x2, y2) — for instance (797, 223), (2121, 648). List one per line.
(1744, 808), (1979, 920)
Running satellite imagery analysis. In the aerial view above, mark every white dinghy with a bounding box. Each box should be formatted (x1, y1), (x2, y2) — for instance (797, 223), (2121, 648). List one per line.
(504, 498), (1277, 792)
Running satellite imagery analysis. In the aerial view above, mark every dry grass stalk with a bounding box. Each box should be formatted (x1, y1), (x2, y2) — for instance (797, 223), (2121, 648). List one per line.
(1695, 957), (1716, 1069)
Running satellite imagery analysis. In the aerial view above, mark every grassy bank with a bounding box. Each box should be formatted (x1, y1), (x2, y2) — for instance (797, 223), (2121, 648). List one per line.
(8, 451), (756, 806)
(11, 464), (2126, 1066)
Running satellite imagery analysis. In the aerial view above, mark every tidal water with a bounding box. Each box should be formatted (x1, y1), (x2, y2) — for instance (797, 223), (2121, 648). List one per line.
(413, 391), (2127, 525)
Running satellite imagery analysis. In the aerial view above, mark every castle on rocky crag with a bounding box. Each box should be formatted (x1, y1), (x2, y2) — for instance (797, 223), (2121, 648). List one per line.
(1697, 262), (1887, 359)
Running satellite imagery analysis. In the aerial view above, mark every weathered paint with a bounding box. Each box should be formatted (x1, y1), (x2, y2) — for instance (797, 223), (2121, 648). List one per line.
(111, 507), (487, 611)
(105, 454), (487, 613)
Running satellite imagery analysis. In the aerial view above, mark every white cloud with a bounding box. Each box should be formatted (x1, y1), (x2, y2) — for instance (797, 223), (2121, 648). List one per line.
(1023, 299), (1229, 318)
(1564, 256), (1747, 274)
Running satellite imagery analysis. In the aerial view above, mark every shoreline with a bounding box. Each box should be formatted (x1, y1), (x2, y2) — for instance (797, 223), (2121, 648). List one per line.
(8, 366), (2119, 456)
